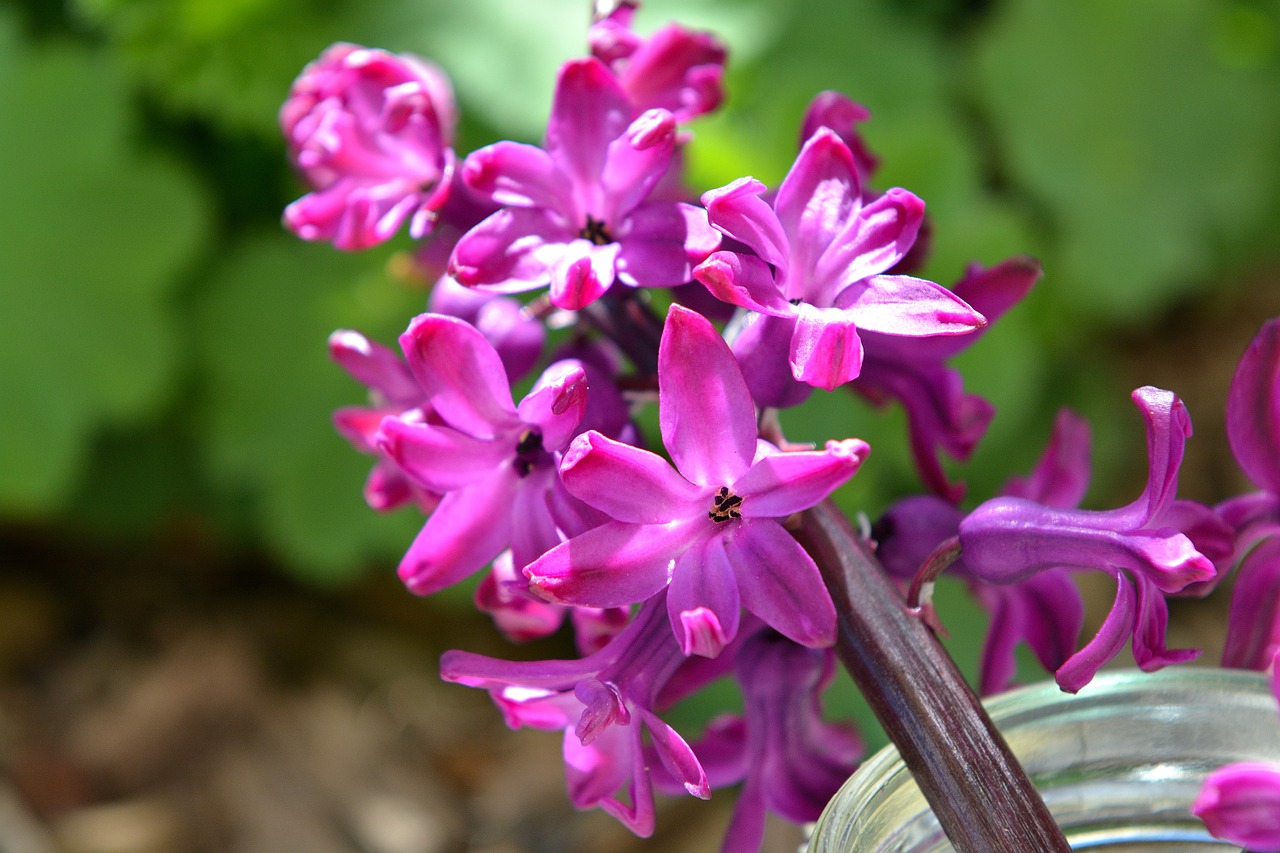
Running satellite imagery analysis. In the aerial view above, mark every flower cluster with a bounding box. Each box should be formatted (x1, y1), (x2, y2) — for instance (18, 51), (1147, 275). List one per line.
(284, 3), (1280, 849)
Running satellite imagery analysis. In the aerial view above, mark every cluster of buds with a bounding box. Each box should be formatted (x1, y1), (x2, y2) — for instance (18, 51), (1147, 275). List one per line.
(282, 3), (1280, 849)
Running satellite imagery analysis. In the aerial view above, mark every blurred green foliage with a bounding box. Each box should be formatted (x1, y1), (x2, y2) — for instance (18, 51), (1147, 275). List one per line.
(2, 0), (1278, 625)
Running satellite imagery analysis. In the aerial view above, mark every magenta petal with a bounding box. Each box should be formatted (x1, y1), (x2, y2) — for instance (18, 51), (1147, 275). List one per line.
(789, 303), (865, 390)
(516, 360), (588, 451)
(1223, 536), (1280, 670)
(819, 188), (926, 286)
(376, 417), (510, 492)
(1193, 762), (1280, 850)
(616, 201), (721, 289)
(399, 313), (517, 438)
(668, 535), (742, 658)
(773, 129), (860, 280)
(510, 472), (564, 572)
(732, 312), (813, 409)
(734, 439), (869, 517)
(1001, 408), (1092, 509)
(837, 274), (986, 337)
(448, 207), (572, 292)
(546, 58), (635, 217)
(461, 140), (569, 211)
(601, 109), (677, 218)
(559, 431), (704, 524)
(1115, 386), (1192, 528)
(1055, 574), (1137, 693)
(637, 707), (710, 798)
(659, 305), (759, 486)
(725, 519), (836, 648)
(328, 329), (421, 402)
(398, 472), (514, 595)
(692, 250), (791, 316)
(550, 240), (619, 310)
(525, 519), (698, 608)
(701, 177), (790, 268)
(1228, 317), (1280, 494)
(1131, 574), (1201, 671)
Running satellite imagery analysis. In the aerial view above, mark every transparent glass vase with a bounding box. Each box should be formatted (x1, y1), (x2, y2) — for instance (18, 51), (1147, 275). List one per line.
(807, 667), (1279, 852)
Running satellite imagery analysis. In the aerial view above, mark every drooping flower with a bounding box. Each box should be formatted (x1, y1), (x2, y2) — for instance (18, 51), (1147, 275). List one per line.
(448, 57), (721, 310)
(1192, 656), (1280, 851)
(525, 304), (869, 658)
(957, 386), (1216, 692)
(589, 0), (727, 121)
(875, 408), (1089, 695)
(373, 314), (602, 594)
(441, 589), (709, 837)
(656, 630), (861, 853)
(693, 128), (985, 403)
(282, 43), (456, 250)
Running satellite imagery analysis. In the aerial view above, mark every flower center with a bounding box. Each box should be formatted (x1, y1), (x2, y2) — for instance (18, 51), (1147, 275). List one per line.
(579, 216), (614, 246)
(513, 428), (545, 478)
(708, 486), (743, 524)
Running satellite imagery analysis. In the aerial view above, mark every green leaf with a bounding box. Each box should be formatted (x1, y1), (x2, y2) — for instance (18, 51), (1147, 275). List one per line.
(193, 232), (426, 582)
(0, 15), (207, 514)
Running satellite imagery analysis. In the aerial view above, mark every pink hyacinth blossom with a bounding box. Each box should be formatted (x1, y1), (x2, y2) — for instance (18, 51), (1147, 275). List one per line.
(589, 1), (727, 121)
(449, 57), (721, 310)
(693, 128), (985, 401)
(958, 387), (1216, 692)
(525, 305), (869, 657)
(282, 43), (456, 250)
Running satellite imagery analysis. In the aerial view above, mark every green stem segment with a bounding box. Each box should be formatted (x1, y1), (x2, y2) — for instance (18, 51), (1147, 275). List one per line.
(795, 501), (1071, 852)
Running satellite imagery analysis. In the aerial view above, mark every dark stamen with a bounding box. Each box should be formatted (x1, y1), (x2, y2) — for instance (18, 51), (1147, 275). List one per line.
(708, 486), (744, 523)
(579, 216), (613, 246)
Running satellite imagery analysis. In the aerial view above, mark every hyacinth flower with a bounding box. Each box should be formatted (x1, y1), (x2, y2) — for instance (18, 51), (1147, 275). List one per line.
(448, 57), (721, 310)
(799, 90), (878, 190)
(525, 305), (869, 658)
(692, 127), (985, 406)
(441, 589), (709, 836)
(281, 43), (457, 250)
(853, 257), (1041, 501)
(1220, 317), (1280, 670)
(654, 630), (861, 853)
(875, 409), (1088, 695)
(1192, 655), (1280, 851)
(958, 386), (1216, 692)
(373, 314), (606, 595)
(588, 0), (727, 121)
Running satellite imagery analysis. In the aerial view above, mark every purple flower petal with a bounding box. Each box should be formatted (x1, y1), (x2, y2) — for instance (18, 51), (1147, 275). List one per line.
(1115, 386), (1193, 528)
(376, 417), (511, 492)
(525, 519), (699, 608)
(1000, 408), (1092, 509)
(601, 109), (677, 219)
(559, 431), (705, 524)
(800, 90), (878, 180)
(1131, 573), (1201, 671)
(818, 188), (926, 287)
(516, 360), (589, 452)
(659, 305), (758, 487)
(1193, 762), (1280, 851)
(1054, 573), (1136, 693)
(731, 312), (813, 409)
(668, 535), (743, 657)
(616, 201), (721, 288)
(510, 471), (566, 572)
(773, 129), (860, 283)
(398, 471), (515, 595)
(836, 274), (986, 337)
(734, 439), (869, 517)
(789, 303), (865, 389)
(1223, 535), (1280, 670)
(399, 313), (517, 438)
(725, 519), (836, 648)
(448, 206), (575, 293)
(550, 240), (620, 310)
(328, 329), (421, 403)
(702, 177), (789, 268)
(461, 140), (569, 211)
(693, 250), (793, 316)
(546, 58), (635, 220)
(637, 707), (710, 798)
(1228, 317), (1280, 495)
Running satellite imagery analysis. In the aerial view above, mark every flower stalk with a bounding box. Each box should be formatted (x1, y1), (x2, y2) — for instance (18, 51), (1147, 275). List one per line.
(796, 500), (1071, 851)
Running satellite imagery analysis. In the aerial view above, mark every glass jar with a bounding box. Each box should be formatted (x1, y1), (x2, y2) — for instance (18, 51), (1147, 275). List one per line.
(807, 668), (1279, 852)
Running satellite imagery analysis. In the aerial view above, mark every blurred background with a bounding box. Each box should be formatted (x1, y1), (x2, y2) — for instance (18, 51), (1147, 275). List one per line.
(1, 0), (1279, 850)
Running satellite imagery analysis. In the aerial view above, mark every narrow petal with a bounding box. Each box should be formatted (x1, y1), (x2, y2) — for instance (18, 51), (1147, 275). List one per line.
(1193, 763), (1280, 850)
(733, 439), (869, 517)
(818, 188), (926, 286)
(1112, 386), (1192, 528)
(516, 360), (588, 451)
(448, 207), (573, 292)
(399, 313), (517, 438)
(600, 108), (677, 219)
(377, 417), (511, 492)
(525, 519), (699, 608)
(725, 519), (836, 648)
(836, 274), (986, 337)
(328, 329), (421, 403)
(637, 707), (710, 798)
(789, 303), (865, 390)
(659, 305), (758, 486)
(559, 431), (705, 524)
(692, 250), (791, 316)
(701, 177), (790, 268)
(546, 58), (635, 219)
(774, 129), (860, 284)
(1055, 574), (1136, 693)
(1131, 574), (1201, 671)
(398, 472), (514, 595)
(1228, 317), (1280, 494)
(462, 140), (570, 211)
(668, 535), (742, 658)
(1223, 536), (1280, 670)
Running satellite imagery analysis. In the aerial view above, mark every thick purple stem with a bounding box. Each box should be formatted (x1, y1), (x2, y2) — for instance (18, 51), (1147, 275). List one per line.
(795, 500), (1069, 852)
